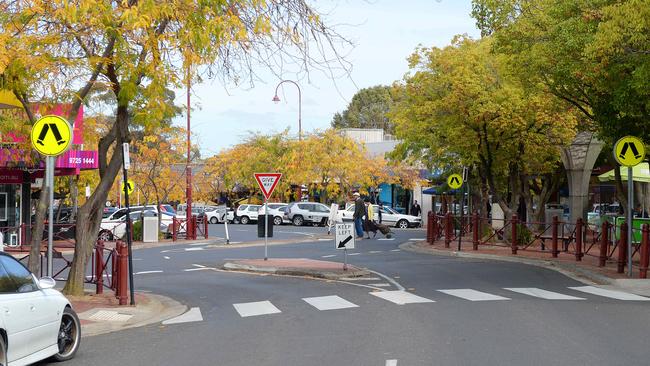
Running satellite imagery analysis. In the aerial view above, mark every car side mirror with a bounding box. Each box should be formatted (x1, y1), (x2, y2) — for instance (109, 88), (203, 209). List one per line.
(38, 276), (56, 289)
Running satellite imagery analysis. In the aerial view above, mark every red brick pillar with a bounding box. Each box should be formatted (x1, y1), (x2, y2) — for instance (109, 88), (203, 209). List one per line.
(117, 241), (128, 306)
(639, 224), (649, 279)
(575, 218), (584, 261)
(617, 222), (628, 274)
(599, 222), (609, 267)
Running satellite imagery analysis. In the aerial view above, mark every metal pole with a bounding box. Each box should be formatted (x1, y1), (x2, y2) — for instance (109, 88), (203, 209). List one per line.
(264, 198), (268, 260)
(186, 67), (193, 238)
(343, 248), (348, 271)
(457, 187), (462, 251)
(224, 210), (230, 244)
(47, 156), (54, 277)
(628, 166), (634, 277)
(122, 153), (135, 305)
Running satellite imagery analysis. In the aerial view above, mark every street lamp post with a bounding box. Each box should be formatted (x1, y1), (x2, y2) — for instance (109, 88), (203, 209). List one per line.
(186, 69), (193, 239)
(272, 80), (302, 141)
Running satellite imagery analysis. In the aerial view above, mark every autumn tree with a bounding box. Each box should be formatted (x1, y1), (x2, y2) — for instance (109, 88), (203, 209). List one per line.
(331, 85), (397, 134)
(391, 36), (578, 220)
(1, 0), (351, 295)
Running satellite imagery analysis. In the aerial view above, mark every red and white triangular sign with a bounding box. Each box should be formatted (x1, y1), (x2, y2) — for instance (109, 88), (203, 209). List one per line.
(254, 173), (282, 200)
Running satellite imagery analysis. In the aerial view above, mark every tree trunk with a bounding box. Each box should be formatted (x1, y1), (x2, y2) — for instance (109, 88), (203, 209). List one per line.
(614, 167), (628, 216)
(70, 176), (79, 222)
(28, 179), (49, 275)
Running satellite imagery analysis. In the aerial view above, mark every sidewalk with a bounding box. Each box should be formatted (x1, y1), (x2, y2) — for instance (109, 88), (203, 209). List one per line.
(69, 291), (186, 337)
(402, 240), (650, 297)
(222, 258), (369, 280)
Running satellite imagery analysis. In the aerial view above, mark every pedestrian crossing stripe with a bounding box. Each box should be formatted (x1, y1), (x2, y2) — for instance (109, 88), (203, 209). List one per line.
(437, 289), (510, 301)
(568, 286), (650, 301)
(302, 295), (359, 311)
(369, 290), (435, 305)
(233, 301), (282, 317)
(504, 288), (585, 300)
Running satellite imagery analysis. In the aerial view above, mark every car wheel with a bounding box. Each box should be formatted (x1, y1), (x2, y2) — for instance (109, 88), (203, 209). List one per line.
(98, 230), (113, 242)
(240, 216), (250, 225)
(210, 217), (218, 224)
(0, 333), (6, 366)
(293, 215), (304, 226)
(397, 219), (409, 229)
(52, 307), (81, 362)
(273, 216), (283, 226)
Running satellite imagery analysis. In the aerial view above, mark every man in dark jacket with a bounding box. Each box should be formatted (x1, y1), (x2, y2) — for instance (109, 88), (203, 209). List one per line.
(352, 192), (365, 239)
(411, 200), (421, 217)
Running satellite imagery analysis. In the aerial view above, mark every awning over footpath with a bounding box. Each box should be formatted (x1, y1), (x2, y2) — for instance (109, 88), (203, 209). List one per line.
(597, 163), (650, 183)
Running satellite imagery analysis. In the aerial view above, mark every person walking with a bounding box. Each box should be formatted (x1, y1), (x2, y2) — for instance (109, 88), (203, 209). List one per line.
(411, 200), (421, 217)
(378, 202), (383, 224)
(353, 192), (365, 239)
(364, 199), (375, 239)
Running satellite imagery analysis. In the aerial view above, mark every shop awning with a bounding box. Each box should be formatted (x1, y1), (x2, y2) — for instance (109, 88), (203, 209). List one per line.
(597, 163), (650, 183)
(0, 89), (23, 109)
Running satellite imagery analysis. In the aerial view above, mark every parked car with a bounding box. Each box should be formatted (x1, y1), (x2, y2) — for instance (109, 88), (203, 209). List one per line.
(284, 202), (331, 226)
(337, 204), (422, 229)
(235, 204), (261, 224)
(102, 206), (118, 219)
(257, 203), (289, 226)
(98, 206), (168, 241)
(0, 252), (81, 365)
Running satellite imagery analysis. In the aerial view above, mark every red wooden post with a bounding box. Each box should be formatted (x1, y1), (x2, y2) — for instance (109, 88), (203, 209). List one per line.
(575, 218), (583, 261)
(551, 216), (559, 258)
(639, 224), (649, 279)
(472, 212), (479, 250)
(617, 222), (628, 274)
(117, 241), (128, 306)
(426, 212), (433, 243)
(599, 222), (609, 267)
(204, 215), (209, 239)
(172, 217), (178, 242)
(111, 249), (118, 291)
(445, 212), (452, 248)
(511, 214), (518, 254)
(95, 241), (104, 295)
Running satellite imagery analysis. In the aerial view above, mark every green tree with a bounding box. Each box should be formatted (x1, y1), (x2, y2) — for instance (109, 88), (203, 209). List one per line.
(1, 0), (351, 295)
(332, 85), (396, 134)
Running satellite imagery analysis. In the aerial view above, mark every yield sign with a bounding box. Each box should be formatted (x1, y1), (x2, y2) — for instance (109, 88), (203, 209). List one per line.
(254, 173), (282, 200)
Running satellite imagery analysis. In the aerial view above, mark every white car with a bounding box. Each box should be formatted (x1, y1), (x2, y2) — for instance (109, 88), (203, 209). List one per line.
(99, 206), (172, 241)
(337, 204), (422, 229)
(235, 204), (261, 224)
(0, 253), (81, 365)
(205, 206), (230, 224)
(257, 203), (289, 226)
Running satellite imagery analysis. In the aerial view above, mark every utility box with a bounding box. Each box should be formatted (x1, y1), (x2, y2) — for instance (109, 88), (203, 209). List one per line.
(142, 216), (159, 242)
(257, 214), (274, 238)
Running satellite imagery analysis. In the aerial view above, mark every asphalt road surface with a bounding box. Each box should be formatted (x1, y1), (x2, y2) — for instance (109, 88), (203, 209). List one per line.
(41, 223), (650, 366)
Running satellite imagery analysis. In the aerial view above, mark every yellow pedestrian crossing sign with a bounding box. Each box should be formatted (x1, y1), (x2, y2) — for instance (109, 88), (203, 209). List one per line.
(447, 174), (463, 189)
(30, 115), (72, 156)
(122, 180), (135, 196)
(614, 136), (645, 167)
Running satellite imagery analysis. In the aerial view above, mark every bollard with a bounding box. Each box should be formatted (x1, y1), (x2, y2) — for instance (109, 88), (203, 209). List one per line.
(445, 212), (452, 248)
(427, 212), (433, 244)
(172, 217), (178, 242)
(95, 241), (104, 295)
(575, 218), (584, 261)
(639, 224), (649, 279)
(599, 222), (609, 267)
(111, 249), (118, 291)
(117, 241), (129, 306)
(472, 212), (479, 250)
(551, 216), (559, 258)
(511, 214), (518, 254)
(204, 215), (209, 239)
(617, 222), (628, 274)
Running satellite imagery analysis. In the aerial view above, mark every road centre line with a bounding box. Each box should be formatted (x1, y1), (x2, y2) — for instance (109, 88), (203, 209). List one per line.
(183, 268), (214, 272)
(134, 270), (163, 275)
(192, 264), (206, 268)
(347, 253), (361, 256)
(321, 255), (337, 258)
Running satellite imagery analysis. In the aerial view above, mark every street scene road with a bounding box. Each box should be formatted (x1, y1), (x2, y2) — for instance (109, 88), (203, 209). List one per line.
(35, 224), (650, 366)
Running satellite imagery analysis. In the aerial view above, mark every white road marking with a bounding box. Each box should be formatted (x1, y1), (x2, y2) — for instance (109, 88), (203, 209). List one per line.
(339, 277), (380, 281)
(438, 289), (510, 301)
(183, 268), (214, 272)
(378, 238), (395, 241)
(229, 241), (242, 244)
(504, 288), (585, 300)
(390, 249), (401, 252)
(134, 270), (163, 275)
(369, 283), (391, 287)
(569, 286), (650, 301)
(409, 238), (426, 241)
(190, 242), (209, 246)
(89, 310), (133, 322)
(302, 295), (359, 311)
(318, 238), (332, 241)
(348, 253), (361, 256)
(370, 290), (434, 305)
(321, 255), (337, 258)
(163, 256), (171, 260)
(185, 247), (204, 251)
(369, 250), (383, 254)
(192, 264), (206, 268)
(233, 301), (282, 317)
(386, 360), (398, 366)
(366, 269), (406, 291)
(162, 307), (203, 325)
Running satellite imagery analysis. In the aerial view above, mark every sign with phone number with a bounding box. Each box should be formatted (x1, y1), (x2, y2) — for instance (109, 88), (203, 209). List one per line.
(55, 150), (98, 169)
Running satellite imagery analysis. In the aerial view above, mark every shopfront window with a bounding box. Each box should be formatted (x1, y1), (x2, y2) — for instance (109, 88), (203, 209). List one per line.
(0, 184), (21, 246)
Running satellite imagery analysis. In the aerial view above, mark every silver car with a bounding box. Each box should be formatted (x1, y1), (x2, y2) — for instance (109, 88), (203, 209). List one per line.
(284, 202), (331, 226)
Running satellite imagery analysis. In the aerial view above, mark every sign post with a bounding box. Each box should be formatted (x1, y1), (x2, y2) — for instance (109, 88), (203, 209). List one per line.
(335, 222), (355, 271)
(447, 173), (464, 251)
(254, 173), (282, 261)
(121, 142), (135, 305)
(30, 115), (72, 277)
(613, 136), (646, 277)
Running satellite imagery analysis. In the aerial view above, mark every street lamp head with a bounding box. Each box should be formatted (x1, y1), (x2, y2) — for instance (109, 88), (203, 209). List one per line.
(272, 95), (280, 104)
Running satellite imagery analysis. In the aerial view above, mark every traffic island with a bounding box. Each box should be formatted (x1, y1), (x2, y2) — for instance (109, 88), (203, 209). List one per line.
(221, 258), (369, 280)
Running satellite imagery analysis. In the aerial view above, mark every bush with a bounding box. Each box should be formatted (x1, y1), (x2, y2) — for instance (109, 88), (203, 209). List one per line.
(132, 220), (143, 241)
(517, 223), (532, 245)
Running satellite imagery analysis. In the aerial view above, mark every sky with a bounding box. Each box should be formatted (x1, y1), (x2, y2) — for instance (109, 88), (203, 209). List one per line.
(174, 0), (480, 157)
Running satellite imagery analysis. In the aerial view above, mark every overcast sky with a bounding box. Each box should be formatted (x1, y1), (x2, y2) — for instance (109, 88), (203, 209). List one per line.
(174, 1), (480, 157)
